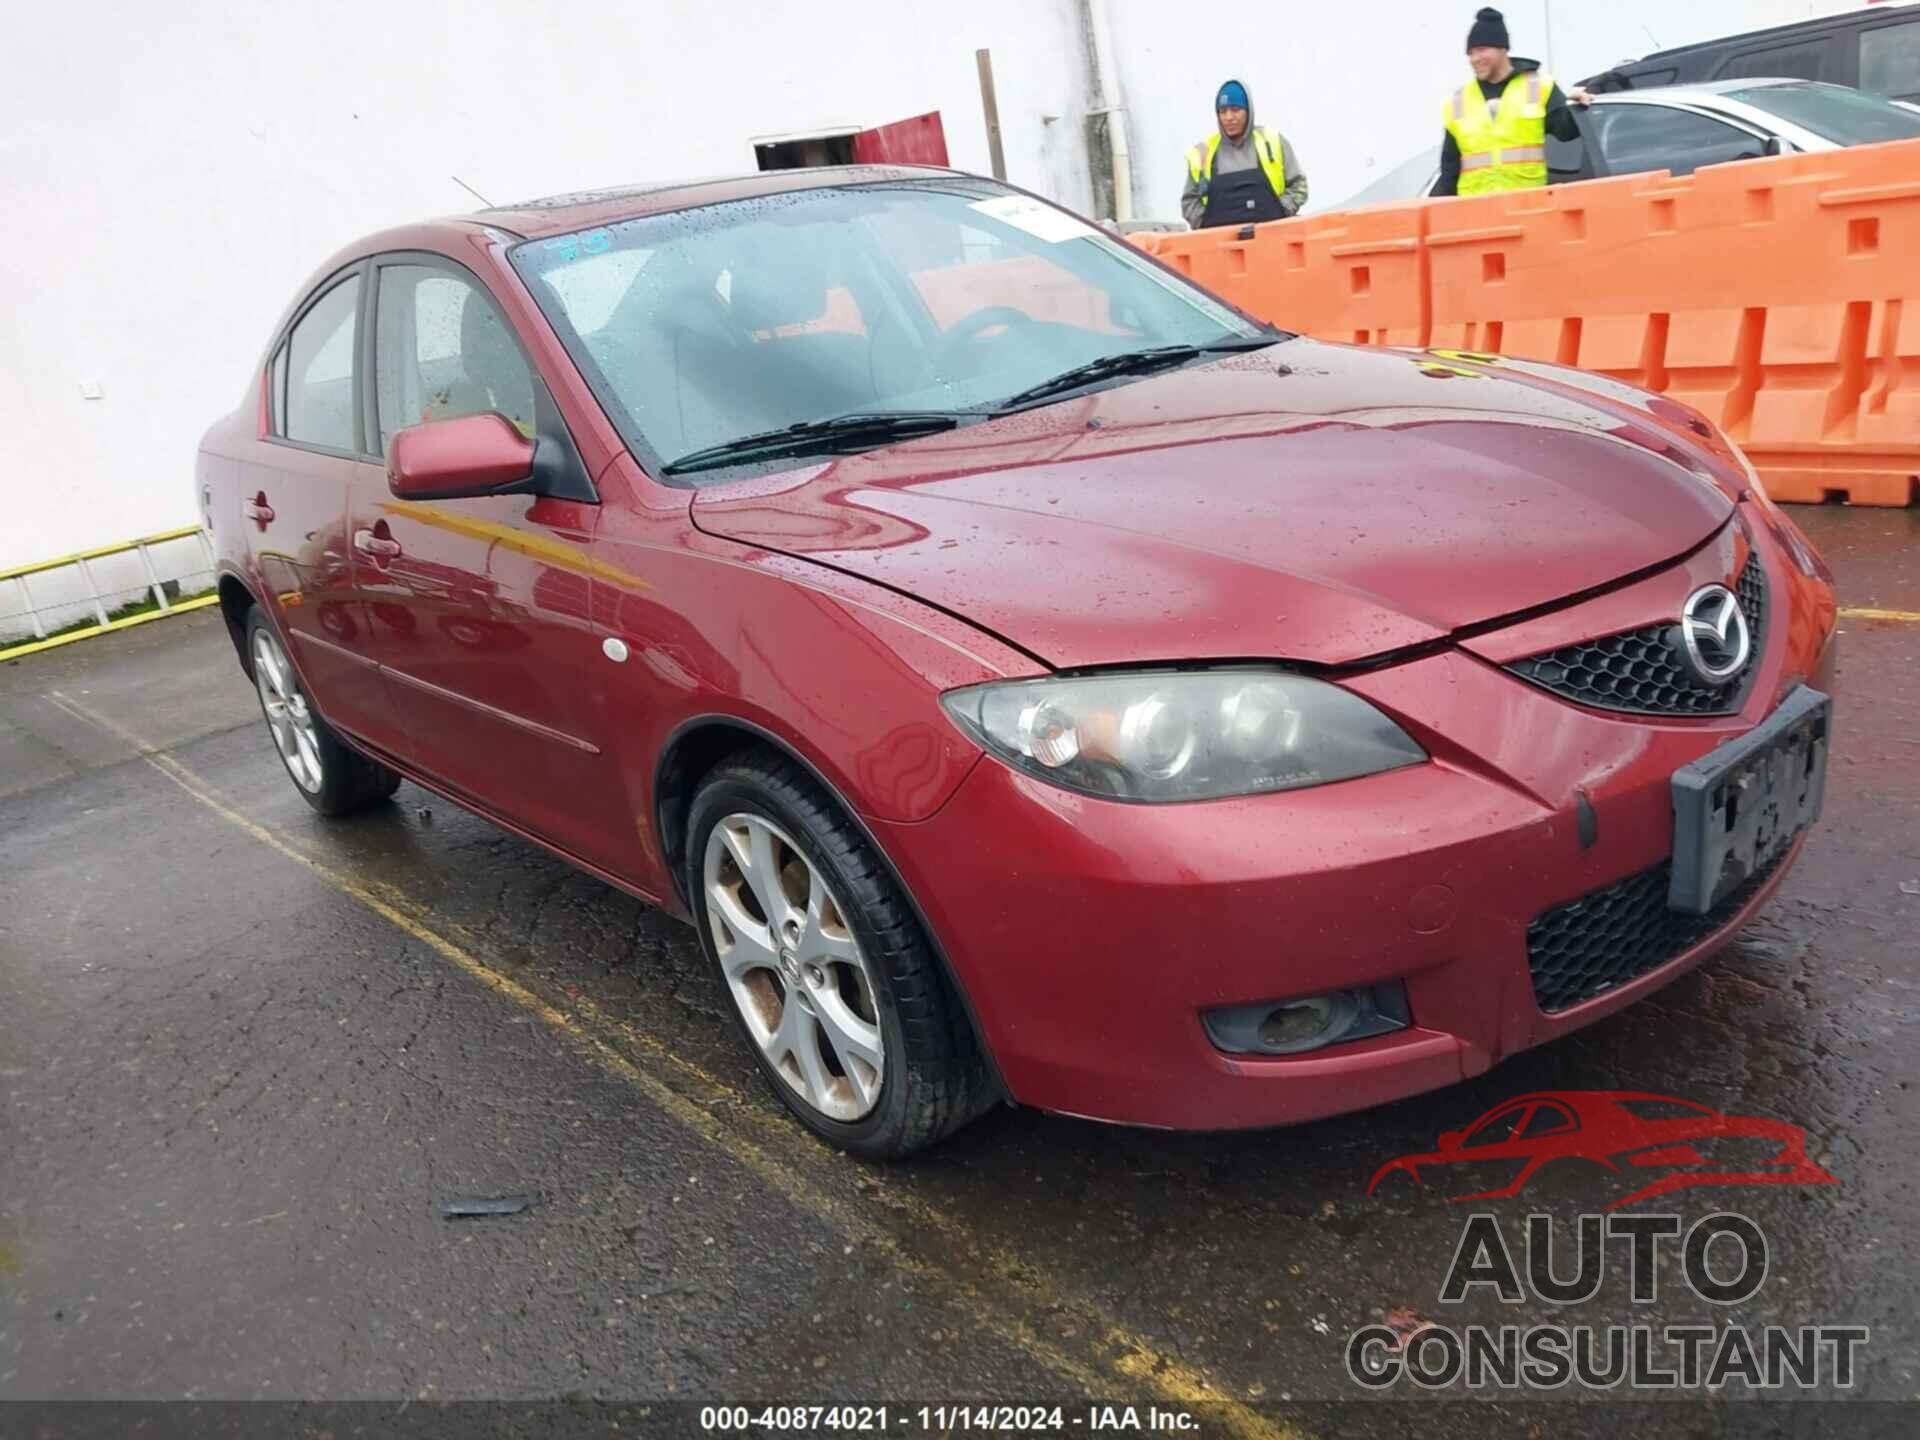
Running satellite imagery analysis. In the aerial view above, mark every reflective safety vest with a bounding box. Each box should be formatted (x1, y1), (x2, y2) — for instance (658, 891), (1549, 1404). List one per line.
(1443, 70), (1552, 195)
(1186, 128), (1290, 211)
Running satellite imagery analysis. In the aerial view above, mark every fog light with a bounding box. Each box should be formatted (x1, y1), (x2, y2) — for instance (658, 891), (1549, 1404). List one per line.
(1203, 982), (1410, 1056)
(1257, 993), (1352, 1051)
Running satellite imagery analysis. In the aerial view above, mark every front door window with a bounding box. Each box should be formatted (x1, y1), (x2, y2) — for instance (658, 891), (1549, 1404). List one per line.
(375, 265), (536, 456)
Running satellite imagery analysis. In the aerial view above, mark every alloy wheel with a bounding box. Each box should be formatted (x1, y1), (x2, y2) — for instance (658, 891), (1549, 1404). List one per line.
(252, 628), (324, 794)
(702, 812), (885, 1121)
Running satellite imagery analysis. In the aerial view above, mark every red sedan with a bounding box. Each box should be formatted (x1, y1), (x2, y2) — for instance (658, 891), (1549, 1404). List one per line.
(196, 167), (1837, 1157)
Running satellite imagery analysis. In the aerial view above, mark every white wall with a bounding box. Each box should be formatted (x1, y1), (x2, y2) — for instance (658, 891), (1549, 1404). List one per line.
(1106, 0), (1824, 219)
(0, 0), (1831, 599)
(0, 0), (1096, 581)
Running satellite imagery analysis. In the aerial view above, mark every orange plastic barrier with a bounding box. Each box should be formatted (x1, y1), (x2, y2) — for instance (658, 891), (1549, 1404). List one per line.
(1137, 139), (1920, 505)
(1146, 204), (1428, 347)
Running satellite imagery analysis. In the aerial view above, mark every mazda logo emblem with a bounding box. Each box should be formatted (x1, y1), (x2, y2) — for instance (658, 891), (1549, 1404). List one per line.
(1677, 584), (1751, 686)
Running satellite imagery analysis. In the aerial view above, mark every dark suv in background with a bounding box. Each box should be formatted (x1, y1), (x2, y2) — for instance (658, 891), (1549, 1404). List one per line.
(1584, 2), (1920, 102)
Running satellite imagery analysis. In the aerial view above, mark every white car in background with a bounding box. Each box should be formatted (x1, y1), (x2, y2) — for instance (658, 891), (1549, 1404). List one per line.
(1339, 79), (1920, 209)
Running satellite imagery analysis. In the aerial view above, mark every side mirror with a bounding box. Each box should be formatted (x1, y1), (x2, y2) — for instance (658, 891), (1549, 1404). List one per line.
(387, 413), (537, 501)
(1762, 135), (1787, 158)
(1438, 1129), (1464, 1152)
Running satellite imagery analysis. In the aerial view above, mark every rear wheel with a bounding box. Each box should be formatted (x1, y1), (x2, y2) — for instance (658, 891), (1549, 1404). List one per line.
(686, 747), (991, 1158)
(245, 605), (400, 816)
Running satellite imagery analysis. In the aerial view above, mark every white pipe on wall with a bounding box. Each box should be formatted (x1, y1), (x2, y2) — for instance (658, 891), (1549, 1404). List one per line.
(1085, 0), (1134, 221)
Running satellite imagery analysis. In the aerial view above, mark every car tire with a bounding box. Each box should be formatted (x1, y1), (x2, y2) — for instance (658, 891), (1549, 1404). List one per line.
(686, 745), (992, 1159)
(244, 604), (401, 817)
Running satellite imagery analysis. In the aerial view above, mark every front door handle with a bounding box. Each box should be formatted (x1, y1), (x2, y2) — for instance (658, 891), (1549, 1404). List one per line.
(353, 528), (402, 559)
(243, 492), (275, 527)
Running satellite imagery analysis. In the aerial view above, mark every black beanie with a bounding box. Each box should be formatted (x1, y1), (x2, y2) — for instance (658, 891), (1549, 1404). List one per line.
(1467, 7), (1510, 51)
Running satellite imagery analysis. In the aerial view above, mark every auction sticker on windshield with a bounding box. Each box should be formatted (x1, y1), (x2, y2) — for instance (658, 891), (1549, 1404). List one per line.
(968, 193), (1101, 243)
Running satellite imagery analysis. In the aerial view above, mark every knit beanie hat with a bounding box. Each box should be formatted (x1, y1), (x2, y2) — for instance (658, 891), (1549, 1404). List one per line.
(1216, 80), (1250, 111)
(1467, 7), (1510, 51)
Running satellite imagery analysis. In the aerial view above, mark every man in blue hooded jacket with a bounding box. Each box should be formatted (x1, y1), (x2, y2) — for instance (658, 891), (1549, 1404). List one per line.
(1180, 79), (1308, 229)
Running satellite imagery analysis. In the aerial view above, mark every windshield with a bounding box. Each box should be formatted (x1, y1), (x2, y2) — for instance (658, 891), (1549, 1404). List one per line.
(1729, 82), (1920, 145)
(509, 179), (1273, 479)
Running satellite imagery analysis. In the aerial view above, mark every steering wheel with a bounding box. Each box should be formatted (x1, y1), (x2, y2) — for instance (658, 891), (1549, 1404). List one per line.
(942, 305), (1041, 346)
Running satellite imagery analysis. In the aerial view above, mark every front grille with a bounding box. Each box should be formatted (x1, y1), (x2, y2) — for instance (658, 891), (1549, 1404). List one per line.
(1507, 554), (1768, 716)
(1735, 549), (1769, 641)
(1525, 848), (1789, 1013)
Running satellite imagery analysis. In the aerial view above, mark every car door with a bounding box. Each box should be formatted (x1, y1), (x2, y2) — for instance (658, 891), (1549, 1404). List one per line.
(360, 253), (628, 868)
(250, 265), (410, 755)
(1585, 102), (1775, 180)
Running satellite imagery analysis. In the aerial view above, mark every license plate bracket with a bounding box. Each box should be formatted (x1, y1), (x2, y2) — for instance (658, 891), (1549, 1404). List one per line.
(1669, 687), (1830, 916)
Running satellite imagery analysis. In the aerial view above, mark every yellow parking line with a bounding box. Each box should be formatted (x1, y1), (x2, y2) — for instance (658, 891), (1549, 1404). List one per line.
(1838, 606), (1920, 623)
(43, 688), (1300, 1440)
(280, 873), (1271, 1423)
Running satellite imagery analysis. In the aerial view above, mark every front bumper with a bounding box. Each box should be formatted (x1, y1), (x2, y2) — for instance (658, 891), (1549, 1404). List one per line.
(871, 520), (1837, 1131)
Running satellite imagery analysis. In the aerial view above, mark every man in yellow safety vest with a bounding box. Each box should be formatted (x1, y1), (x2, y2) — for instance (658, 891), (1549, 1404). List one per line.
(1436, 8), (1592, 197)
(1180, 79), (1308, 230)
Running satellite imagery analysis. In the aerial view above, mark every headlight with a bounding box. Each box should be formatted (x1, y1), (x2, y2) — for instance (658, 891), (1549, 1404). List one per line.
(941, 670), (1427, 802)
(1727, 438), (1831, 582)
(1725, 435), (1769, 500)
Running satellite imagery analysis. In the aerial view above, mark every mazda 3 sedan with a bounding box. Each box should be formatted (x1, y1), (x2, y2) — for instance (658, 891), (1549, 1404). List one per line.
(197, 167), (1837, 1157)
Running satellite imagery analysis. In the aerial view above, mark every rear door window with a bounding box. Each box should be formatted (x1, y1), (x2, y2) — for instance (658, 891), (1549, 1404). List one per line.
(284, 275), (361, 452)
(1712, 37), (1833, 83)
(1861, 19), (1920, 100)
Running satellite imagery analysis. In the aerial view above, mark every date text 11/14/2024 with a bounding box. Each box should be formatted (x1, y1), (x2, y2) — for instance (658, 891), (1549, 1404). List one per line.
(699, 1405), (1202, 1432)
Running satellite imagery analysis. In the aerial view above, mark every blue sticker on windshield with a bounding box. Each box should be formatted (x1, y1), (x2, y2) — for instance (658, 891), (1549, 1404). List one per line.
(543, 229), (612, 263)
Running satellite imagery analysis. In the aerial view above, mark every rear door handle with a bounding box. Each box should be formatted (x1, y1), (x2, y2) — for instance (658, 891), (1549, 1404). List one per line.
(243, 493), (275, 525)
(353, 528), (402, 559)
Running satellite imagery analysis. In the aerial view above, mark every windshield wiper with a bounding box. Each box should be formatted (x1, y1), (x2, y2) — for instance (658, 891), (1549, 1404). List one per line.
(662, 410), (976, 475)
(998, 337), (1282, 412)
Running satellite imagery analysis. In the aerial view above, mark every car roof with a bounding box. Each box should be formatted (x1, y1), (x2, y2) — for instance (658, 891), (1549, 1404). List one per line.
(1602, 77), (1819, 98)
(467, 163), (963, 239)
(1625, 2), (1920, 65)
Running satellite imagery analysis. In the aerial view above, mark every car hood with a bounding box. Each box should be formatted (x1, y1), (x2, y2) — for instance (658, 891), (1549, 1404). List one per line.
(691, 340), (1738, 668)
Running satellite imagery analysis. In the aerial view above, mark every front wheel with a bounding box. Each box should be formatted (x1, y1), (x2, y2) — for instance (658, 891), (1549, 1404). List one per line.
(245, 605), (400, 816)
(686, 747), (991, 1158)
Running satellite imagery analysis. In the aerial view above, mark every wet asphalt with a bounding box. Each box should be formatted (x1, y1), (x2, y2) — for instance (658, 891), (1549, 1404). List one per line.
(1, 505), (1916, 1439)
